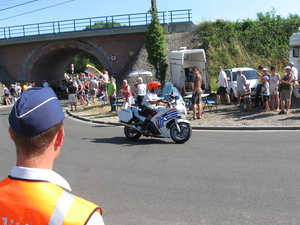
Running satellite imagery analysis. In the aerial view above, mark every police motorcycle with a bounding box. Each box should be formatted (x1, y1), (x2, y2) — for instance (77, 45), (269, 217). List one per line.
(118, 85), (192, 143)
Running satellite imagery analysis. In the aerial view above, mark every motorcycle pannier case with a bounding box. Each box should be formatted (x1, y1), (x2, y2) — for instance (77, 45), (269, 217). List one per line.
(118, 108), (133, 122)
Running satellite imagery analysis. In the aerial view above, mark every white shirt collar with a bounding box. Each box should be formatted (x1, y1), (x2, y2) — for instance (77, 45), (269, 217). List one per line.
(9, 166), (71, 191)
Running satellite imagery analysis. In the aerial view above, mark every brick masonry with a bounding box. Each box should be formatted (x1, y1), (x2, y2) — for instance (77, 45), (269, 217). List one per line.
(0, 31), (201, 89)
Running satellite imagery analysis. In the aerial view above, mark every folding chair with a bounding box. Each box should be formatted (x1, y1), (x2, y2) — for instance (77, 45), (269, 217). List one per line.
(111, 103), (123, 112)
(203, 93), (217, 112)
(98, 93), (109, 106)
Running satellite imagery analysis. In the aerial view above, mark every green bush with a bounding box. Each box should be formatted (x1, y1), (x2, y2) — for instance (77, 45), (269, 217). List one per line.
(197, 9), (300, 90)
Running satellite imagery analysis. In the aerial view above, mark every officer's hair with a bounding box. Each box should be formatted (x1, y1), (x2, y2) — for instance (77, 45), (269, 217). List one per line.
(11, 121), (64, 157)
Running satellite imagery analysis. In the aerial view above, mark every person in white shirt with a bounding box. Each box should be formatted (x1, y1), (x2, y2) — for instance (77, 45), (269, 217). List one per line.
(102, 70), (109, 82)
(289, 62), (300, 99)
(43, 79), (49, 88)
(135, 77), (147, 108)
(0, 87), (105, 225)
(140, 81), (166, 133)
(216, 66), (230, 105)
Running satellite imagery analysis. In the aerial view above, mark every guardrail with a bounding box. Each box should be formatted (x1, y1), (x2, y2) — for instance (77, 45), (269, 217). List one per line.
(0, 9), (192, 39)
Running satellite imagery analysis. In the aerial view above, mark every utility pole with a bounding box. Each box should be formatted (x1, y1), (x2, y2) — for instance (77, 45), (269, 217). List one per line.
(151, 0), (157, 12)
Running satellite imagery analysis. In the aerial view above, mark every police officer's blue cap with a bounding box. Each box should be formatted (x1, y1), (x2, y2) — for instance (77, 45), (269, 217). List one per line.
(9, 87), (65, 136)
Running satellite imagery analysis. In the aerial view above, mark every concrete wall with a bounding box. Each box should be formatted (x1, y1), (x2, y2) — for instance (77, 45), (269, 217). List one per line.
(124, 31), (202, 89)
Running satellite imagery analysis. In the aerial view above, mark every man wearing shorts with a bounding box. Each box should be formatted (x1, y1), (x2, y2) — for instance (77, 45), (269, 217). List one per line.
(89, 77), (98, 103)
(236, 69), (247, 107)
(67, 80), (77, 111)
(279, 66), (294, 114)
(216, 66), (230, 105)
(191, 66), (202, 120)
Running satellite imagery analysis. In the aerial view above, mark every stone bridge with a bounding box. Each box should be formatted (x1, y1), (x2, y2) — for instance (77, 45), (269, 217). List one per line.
(0, 22), (197, 88)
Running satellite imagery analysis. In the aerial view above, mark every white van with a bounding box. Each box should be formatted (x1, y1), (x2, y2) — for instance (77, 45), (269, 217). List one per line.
(170, 47), (209, 94)
(289, 32), (300, 76)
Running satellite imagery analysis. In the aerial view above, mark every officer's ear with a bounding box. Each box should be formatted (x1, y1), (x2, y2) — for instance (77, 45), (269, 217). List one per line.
(55, 128), (65, 147)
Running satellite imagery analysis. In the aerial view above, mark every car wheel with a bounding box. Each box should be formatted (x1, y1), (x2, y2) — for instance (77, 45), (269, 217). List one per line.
(230, 89), (236, 101)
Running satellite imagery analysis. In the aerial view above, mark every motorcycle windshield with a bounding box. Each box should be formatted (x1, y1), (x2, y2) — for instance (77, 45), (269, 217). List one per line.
(161, 85), (185, 104)
(171, 87), (184, 104)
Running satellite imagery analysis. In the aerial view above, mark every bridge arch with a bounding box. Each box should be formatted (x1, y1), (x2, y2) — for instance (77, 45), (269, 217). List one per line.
(23, 40), (111, 85)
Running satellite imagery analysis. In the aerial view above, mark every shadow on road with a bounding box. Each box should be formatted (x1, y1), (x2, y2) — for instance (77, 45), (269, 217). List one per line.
(82, 136), (175, 146)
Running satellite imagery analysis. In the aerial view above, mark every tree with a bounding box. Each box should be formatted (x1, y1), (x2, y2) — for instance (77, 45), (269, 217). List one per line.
(198, 9), (300, 89)
(84, 21), (124, 30)
(67, 53), (103, 74)
(145, 9), (168, 83)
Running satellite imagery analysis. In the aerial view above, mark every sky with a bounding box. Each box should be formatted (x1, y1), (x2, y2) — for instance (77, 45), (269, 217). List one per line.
(0, 0), (299, 28)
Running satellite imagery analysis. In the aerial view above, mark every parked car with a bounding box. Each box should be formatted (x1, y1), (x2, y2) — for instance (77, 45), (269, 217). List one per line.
(224, 67), (258, 101)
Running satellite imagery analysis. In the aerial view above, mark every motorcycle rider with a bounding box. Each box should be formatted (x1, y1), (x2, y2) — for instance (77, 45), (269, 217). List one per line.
(140, 81), (166, 133)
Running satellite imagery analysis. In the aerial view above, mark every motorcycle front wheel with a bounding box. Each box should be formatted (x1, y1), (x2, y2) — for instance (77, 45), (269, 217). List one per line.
(170, 122), (192, 143)
(124, 126), (142, 140)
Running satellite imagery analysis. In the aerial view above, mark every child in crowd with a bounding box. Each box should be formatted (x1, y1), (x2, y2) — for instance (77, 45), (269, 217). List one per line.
(261, 76), (270, 111)
(243, 83), (252, 112)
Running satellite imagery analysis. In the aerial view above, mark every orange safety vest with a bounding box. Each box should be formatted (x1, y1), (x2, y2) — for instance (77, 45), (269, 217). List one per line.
(0, 177), (102, 225)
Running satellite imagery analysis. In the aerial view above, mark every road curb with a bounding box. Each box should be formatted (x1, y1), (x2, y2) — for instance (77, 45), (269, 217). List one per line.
(66, 110), (121, 126)
(65, 110), (300, 131)
(191, 126), (300, 131)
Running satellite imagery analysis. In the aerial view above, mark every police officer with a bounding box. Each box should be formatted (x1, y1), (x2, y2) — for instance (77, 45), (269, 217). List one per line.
(0, 87), (105, 225)
(140, 81), (166, 133)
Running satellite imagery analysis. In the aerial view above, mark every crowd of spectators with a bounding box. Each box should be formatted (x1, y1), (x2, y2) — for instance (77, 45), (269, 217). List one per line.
(216, 62), (298, 115)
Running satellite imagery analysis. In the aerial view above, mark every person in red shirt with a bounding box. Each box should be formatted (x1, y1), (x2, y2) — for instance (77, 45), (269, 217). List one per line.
(121, 79), (133, 108)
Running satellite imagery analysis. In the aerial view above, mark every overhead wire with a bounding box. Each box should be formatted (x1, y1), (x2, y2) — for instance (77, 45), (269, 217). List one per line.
(0, 0), (74, 22)
(0, 0), (39, 12)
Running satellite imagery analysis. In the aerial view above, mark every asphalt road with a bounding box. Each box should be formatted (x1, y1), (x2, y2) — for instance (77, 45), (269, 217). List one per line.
(1, 105), (300, 225)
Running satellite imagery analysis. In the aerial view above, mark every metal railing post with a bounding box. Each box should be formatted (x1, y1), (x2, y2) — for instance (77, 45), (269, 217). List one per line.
(58, 21), (61, 33)
(0, 9), (192, 39)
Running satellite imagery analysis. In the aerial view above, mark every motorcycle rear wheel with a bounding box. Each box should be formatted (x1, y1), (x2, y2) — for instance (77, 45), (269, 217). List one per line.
(170, 122), (192, 143)
(124, 126), (142, 140)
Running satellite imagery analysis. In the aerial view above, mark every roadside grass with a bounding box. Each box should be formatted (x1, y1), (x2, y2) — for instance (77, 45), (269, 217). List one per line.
(75, 100), (124, 117)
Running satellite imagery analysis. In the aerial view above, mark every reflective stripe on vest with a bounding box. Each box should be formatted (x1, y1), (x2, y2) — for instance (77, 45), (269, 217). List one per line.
(0, 177), (102, 224)
(49, 191), (75, 225)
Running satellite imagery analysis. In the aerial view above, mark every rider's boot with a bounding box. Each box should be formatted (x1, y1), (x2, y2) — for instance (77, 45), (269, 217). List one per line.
(141, 118), (150, 134)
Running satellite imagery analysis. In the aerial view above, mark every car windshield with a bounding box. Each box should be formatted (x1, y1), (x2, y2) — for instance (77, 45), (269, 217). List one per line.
(232, 70), (257, 81)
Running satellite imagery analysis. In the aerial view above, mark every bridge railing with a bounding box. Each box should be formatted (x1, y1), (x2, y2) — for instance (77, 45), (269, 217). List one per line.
(0, 9), (192, 40)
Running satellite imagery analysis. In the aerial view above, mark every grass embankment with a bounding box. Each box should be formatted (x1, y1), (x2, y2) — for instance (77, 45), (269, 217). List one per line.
(197, 10), (300, 91)
(75, 100), (123, 117)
